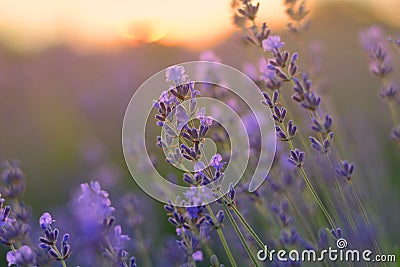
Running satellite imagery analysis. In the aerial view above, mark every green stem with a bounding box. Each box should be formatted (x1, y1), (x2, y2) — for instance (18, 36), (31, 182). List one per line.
(221, 201), (260, 267)
(202, 243), (214, 259)
(299, 167), (336, 230)
(51, 244), (67, 267)
(229, 205), (265, 250)
(134, 229), (152, 267)
(324, 153), (359, 238)
(388, 101), (399, 126)
(204, 204), (238, 267)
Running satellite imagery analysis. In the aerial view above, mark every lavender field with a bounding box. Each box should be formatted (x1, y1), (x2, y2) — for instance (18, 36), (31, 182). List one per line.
(0, 1), (399, 266)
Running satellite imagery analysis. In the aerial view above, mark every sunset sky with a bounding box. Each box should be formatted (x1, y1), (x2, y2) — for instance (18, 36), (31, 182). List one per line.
(0, 0), (399, 52)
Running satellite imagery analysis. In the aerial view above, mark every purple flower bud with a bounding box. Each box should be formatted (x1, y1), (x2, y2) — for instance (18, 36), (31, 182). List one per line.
(336, 160), (354, 181)
(309, 136), (323, 152)
(288, 148), (305, 168)
(275, 125), (288, 141)
(39, 212), (54, 229)
(210, 154), (223, 169)
(287, 120), (297, 138)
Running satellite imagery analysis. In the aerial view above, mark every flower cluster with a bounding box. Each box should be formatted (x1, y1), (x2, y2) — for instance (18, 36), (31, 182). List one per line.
(233, 1), (386, 264)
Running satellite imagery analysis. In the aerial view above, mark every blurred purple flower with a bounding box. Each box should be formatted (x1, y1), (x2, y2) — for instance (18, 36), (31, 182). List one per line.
(6, 245), (34, 267)
(78, 181), (115, 221)
(359, 26), (384, 51)
(242, 63), (258, 81)
(200, 51), (221, 63)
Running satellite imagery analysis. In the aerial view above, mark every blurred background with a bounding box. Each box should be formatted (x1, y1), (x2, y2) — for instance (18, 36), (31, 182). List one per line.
(0, 0), (400, 265)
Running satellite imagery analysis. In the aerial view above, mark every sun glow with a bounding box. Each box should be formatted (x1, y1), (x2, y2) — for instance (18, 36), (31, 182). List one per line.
(117, 20), (170, 44)
(0, 0), (398, 52)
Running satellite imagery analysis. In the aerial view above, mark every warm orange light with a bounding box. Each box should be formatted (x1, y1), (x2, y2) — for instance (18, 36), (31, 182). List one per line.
(0, 0), (398, 52)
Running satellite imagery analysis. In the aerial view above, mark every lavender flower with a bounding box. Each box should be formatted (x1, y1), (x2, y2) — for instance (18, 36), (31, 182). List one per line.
(275, 120), (297, 141)
(288, 149), (305, 168)
(262, 35), (285, 52)
(271, 200), (293, 227)
(77, 181), (115, 227)
(360, 26), (392, 78)
(205, 210), (224, 229)
(336, 161), (354, 181)
(311, 114), (333, 134)
(284, 0), (310, 34)
(262, 90), (279, 109)
(39, 212), (71, 263)
(39, 212), (54, 229)
(309, 135), (331, 153)
(176, 233), (203, 265)
(102, 224), (135, 267)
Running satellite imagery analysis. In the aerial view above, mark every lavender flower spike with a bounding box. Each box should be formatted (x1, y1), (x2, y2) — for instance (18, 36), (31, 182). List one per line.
(336, 160), (354, 181)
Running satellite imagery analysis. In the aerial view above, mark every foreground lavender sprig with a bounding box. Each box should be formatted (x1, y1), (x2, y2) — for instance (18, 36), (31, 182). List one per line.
(39, 212), (70, 267)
